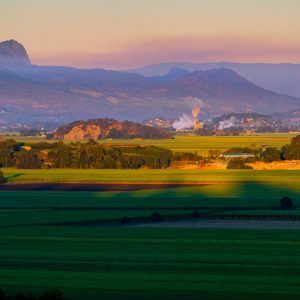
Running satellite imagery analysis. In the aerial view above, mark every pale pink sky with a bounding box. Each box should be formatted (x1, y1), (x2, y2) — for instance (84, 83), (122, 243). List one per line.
(1, 0), (300, 69)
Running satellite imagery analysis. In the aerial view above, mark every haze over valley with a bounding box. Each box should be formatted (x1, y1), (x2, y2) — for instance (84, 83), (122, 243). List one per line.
(0, 39), (300, 129)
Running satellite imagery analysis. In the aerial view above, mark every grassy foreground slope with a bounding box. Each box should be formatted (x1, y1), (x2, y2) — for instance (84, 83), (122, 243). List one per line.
(0, 227), (300, 300)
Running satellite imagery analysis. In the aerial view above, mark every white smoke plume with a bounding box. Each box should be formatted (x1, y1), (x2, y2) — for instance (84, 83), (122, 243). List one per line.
(172, 114), (194, 130)
(192, 98), (204, 109)
(218, 116), (238, 130)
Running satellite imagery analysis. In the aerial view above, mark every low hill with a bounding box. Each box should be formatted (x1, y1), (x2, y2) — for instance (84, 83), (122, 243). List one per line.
(48, 118), (172, 140)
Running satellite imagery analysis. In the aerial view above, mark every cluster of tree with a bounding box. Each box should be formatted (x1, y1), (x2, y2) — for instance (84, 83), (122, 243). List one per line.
(0, 139), (199, 170)
(259, 147), (281, 162)
(258, 136), (300, 162)
(227, 158), (253, 169)
(0, 139), (41, 169)
(19, 129), (45, 137)
(281, 135), (300, 160)
(223, 136), (300, 168)
(0, 289), (64, 300)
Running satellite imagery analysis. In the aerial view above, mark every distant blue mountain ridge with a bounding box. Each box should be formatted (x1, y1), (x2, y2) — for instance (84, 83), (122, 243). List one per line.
(0, 39), (299, 125)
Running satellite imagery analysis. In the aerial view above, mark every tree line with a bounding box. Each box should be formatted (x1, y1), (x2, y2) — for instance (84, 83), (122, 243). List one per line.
(0, 139), (199, 169)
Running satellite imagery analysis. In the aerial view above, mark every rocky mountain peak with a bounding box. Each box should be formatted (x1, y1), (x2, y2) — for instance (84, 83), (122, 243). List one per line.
(0, 39), (31, 65)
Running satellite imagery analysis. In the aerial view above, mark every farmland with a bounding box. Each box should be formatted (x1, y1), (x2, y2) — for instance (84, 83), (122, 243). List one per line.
(0, 172), (300, 299)
(1, 134), (300, 299)
(97, 134), (297, 154)
(3, 168), (300, 184)
(0, 226), (300, 300)
(12, 133), (297, 155)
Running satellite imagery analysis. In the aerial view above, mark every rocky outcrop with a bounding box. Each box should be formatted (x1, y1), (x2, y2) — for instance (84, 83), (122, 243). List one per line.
(48, 118), (172, 140)
(63, 124), (102, 140)
(0, 39), (30, 65)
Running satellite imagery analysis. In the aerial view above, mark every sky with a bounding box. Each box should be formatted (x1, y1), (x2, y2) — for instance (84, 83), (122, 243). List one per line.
(1, 0), (300, 69)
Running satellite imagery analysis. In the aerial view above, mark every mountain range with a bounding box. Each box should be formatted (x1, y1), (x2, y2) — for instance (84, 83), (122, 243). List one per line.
(0, 39), (300, 126)
(129, 62), (300, 98)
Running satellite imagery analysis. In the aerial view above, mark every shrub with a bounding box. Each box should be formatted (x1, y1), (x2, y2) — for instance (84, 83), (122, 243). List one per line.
(121, 216), (130, 224)
(280, 197), (295, 210)
(208, 150), (221, 160)
(150, 212), (162, 222)
(227, 158), (253, 169)
(260, 147), (281, 162)
(193, 210), (200, 218)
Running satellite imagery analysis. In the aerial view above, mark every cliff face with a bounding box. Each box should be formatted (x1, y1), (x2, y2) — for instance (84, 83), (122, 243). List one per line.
(49, 118), (172, 140)
(63, 125), (102, 140)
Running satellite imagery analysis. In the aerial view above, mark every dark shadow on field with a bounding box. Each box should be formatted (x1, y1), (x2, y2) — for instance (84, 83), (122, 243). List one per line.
(0, 182), (299, 228)
(88, 181), (300, 210)
(0, 182), (299, 210)
(0, 182), (204, 191)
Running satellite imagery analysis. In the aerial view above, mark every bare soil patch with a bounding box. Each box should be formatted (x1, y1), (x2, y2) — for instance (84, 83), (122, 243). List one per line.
(250, 160), (300, 170)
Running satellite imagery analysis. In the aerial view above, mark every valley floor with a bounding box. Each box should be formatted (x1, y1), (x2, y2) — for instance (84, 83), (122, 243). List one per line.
(1, 167), (300, 299)
(0, 227), (300, 300)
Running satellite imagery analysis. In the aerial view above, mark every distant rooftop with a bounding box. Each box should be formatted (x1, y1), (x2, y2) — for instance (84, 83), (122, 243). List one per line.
(221, 153), (255, 158)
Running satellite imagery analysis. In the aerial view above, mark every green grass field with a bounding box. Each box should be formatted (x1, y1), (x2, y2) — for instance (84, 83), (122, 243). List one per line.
(0, 227), (300, 300)
(1, 181), (300, 209)
(12, 133), (297, 154)
(1, 133), (300, 299)
(1, 171), (300, 299)
(3, 168), (300, 184)
(98, 134), (297, 154)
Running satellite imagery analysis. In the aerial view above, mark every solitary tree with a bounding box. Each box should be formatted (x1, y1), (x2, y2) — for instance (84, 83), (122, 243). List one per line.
(193, 210), (200, 218)
(280, 197), (295, 210)
(121, 216), (130, 224)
